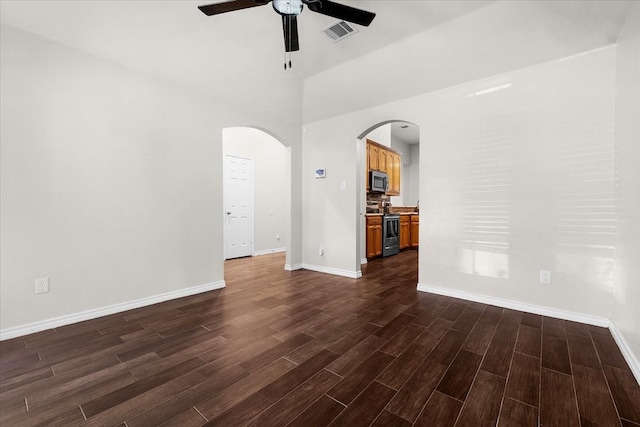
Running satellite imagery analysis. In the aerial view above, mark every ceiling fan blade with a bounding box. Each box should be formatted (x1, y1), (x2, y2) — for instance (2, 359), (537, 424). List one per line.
(306, 0), (375, 26)
(198, 0), (270, 16)
(282, 15), (300, 52)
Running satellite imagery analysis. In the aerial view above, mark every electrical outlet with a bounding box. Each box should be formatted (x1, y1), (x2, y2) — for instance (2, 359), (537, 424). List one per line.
(276, 233), (280, 241)
(539, 270), (551, 284)
(35, 277), (49, 294)
(319, 246), (324, 256)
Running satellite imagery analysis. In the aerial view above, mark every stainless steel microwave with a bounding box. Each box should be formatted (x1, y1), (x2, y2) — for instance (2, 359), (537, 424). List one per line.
(369, 171), (388, 193)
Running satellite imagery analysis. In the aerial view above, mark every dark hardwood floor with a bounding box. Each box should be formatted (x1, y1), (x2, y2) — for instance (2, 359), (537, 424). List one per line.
(1, 250), (639, 426)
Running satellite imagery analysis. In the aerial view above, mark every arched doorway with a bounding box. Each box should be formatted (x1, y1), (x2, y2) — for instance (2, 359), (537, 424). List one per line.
(222, 127), (291, 271)
(357, 120), (420, 274)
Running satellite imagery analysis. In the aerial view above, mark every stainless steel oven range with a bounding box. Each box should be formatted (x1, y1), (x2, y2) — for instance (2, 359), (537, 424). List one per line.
(382, 214), (400, 257)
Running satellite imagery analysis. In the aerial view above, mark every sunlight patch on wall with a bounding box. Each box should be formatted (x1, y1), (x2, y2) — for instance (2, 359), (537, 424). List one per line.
(554, 119), (615, 292)
(459, 130), (511, 279)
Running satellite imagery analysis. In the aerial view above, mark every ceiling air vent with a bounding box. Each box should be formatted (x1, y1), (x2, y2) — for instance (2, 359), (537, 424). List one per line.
(321, 21), (358, 42)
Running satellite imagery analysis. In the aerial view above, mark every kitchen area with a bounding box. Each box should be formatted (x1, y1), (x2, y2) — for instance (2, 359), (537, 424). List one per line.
(365, 135), (419, 261)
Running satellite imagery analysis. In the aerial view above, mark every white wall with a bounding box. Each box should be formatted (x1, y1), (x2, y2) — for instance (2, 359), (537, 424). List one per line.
(302, 115), (361, 276)
(302, 1), (631, 124)
(0, 25), (302, 335)
(407, 144), (420, 207)
(613, 3), (640, 375)
(390, 137), (410, 206)
(223, 127), (288, 255)
(364, 124), (391, 147)
(302, 44), (618, 322)
(419, 47), (616, 320)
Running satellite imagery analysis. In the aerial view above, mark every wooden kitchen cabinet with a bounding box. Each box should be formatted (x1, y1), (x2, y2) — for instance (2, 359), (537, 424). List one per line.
(377, 148), (388, 174)
(368, 143), (380, 172)
(410, 214), (419, 248)
(366, 215), (383, 258)
(387, 152), (401, 196)
(399, 215), (411, 250)
(366, 139), (400, 195)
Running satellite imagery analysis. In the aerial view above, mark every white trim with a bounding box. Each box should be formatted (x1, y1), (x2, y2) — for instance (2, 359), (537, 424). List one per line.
(301, 264), (362, 279)
(609, 321), (640, 385)
(417, 283), (609, 327)
(0, 281), (226, 341)
(361, 258), (368, 265)
(253, 247), (286, 256)
(284, 264), (303, 271)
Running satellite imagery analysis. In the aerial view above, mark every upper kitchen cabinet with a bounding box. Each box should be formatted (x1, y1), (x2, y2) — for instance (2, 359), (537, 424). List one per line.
(366, 139), (401, 196)
(378, 147), (388, 174)
(368, 143), (380, 172)
(387, 152), (401, 196)
(367, 141), (387, 173)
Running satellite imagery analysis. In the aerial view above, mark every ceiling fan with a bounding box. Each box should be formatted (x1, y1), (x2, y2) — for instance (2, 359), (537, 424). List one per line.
(198, 0), (376, 69)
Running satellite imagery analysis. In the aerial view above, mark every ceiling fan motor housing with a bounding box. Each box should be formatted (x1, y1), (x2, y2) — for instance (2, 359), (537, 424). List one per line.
(272, 0), (303, 16)
(198, 0), (375, 62)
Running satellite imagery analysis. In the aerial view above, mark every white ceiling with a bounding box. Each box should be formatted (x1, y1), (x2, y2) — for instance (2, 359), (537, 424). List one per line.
(391, 122), (420, 146)
(0, 0), (634, 125)
(302, 0), (633, 123)
(0, 1), (491, 93)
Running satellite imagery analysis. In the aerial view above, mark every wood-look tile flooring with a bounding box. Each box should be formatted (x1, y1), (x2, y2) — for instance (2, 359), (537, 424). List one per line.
(1, 251), (639, 426)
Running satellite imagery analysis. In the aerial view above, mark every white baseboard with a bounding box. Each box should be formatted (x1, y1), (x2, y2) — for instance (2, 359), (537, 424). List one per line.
(253, 247), (286, 257)
(284, 264), (303, 271)
(301, 263), (362, 279)
(609, 321), (640, 385)
(417, 283), (609, 327)
(0, 280), (226, 341)
(361, 258), (368, 265)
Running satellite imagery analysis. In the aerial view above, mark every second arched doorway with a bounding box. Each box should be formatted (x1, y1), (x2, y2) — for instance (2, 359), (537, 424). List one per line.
(357, 120), (420, 274)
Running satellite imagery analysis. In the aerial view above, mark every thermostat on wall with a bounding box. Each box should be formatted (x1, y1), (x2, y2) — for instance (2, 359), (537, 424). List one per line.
(315, 168), (326, 178)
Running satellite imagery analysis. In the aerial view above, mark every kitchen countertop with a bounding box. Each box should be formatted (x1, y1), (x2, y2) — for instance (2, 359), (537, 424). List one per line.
(365, 212), (418, 216)
(366, 206), (418, 216)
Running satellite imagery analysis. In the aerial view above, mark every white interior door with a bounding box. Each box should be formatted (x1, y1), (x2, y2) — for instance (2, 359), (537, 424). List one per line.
(224, 155), (253, 259)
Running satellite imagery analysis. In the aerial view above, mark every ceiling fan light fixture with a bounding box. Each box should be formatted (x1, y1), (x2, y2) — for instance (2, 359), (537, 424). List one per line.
(273, 0), (303, 16)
